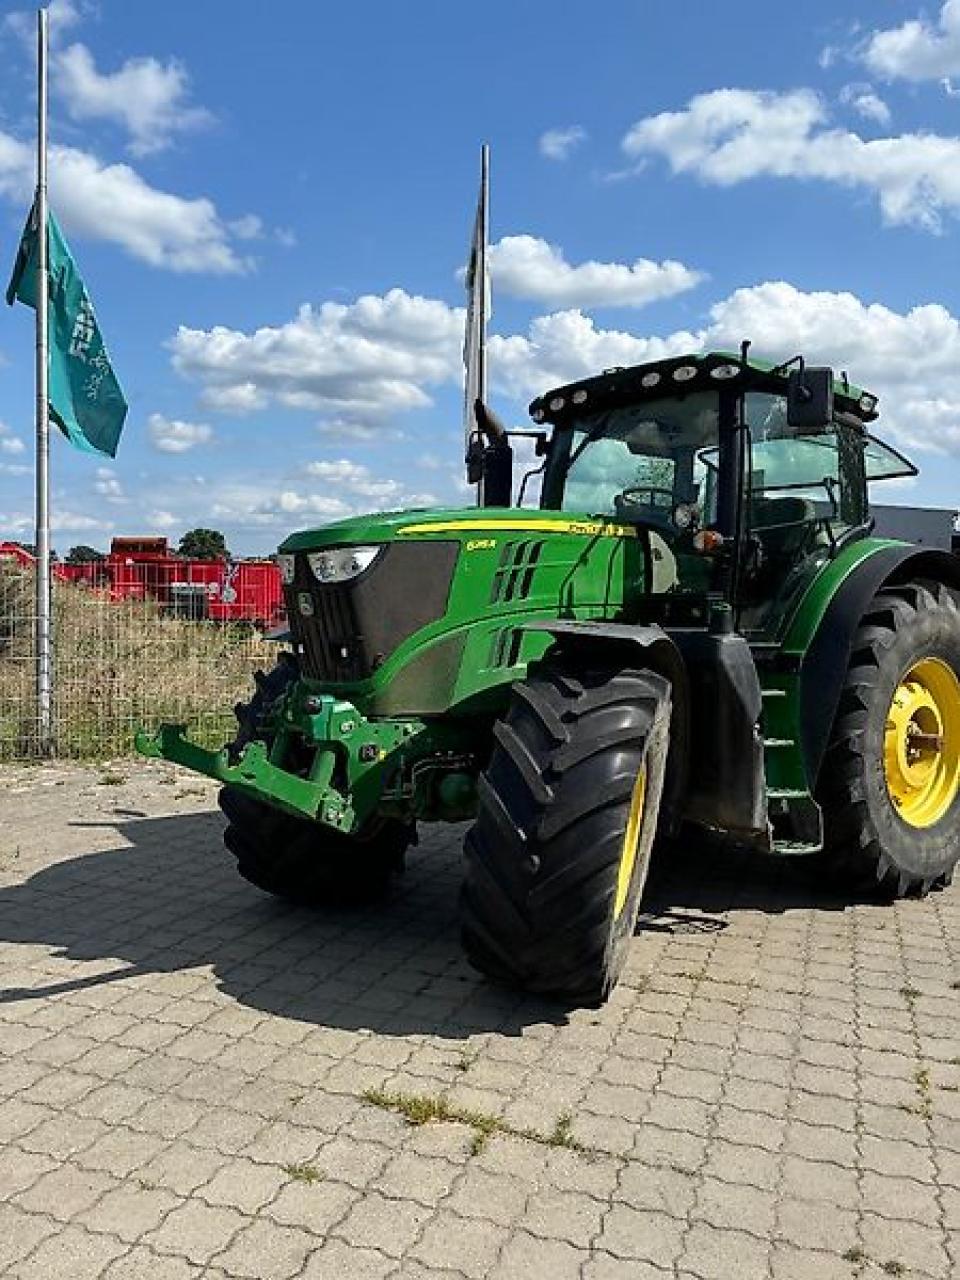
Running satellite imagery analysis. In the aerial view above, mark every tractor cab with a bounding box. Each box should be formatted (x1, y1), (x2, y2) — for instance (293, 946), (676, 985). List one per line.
(531, 351), (916, 636)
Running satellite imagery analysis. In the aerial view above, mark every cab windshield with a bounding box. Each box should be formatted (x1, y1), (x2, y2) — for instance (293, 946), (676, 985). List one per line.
(543, 391), (720, 530)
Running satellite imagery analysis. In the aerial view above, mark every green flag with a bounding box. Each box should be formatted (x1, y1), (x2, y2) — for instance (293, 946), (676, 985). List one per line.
(6, 204), (127, 458)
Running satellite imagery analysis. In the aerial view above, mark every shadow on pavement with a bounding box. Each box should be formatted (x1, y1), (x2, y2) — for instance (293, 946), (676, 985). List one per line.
(0, 808), (854, 1036)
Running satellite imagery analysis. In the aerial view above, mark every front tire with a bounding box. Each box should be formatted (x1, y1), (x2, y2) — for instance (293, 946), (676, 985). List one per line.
(220, 654), (413, 903)
(819, 580), (960, 897)
(461, 661), (670, 1005)
(219, 788), (411, 904)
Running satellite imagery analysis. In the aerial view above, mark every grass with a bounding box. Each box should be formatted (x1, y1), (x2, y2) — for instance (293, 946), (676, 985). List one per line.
(899, 986), (921, 1002)
(899, 1064), (935, 1120)
(881, 1262), (906, 1277)
(362, 1087), (583, 1157)
(0, 562), (275, 761)
(282, 1163), (322, 1184)
(548, 1112), (577, 1149)
(842, 1245), (867, 1265)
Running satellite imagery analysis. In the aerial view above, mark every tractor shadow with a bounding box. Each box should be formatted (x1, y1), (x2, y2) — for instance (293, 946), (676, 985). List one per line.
(0, 808), (856, 1038)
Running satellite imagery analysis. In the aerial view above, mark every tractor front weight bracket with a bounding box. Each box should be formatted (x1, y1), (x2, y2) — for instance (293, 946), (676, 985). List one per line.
(135, 693), (425, 833)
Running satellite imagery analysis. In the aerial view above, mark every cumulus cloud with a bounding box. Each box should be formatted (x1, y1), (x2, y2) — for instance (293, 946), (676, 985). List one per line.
(315, 418), (401, 443)
(305, 458), (405, 501)
(167, 267), (960, 467)
(539, 125), (588, 161)
(0, 130), (253, 273)
(485, 280), (960, 456)
(93, 466), (126, 503)
(700, 281), (960, 452)
(838, 83), (892, 126)
(0, 422), (25, 455)
(208, 476), (437, 532)
(488, 235), (704, 310)
(861, 1), (960, 82)
(55, 43), (213, 156)
(622, 87), (960, 231)
(171, 289), (465, 424)
(5, 0), (83, 43)
(148, 413), (214, 453)
(488, 310), (696, 401)
(0, 508), (113, 535)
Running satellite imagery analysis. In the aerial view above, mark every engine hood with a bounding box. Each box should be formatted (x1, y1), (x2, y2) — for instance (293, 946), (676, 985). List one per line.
(278, 506), (639, 553)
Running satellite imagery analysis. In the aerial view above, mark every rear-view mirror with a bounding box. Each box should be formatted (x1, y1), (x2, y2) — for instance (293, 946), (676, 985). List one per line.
(787, 366), (834, 431)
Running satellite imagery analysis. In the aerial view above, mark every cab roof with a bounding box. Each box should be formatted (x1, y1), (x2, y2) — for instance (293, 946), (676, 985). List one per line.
(529, 350), (879, 426)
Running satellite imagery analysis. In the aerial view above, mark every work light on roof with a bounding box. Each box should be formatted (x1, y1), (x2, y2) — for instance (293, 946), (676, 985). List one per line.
(641, 371), (660, 388)
(531, 406), (545, 423)
(673, 365), (697, 382)
(571, 389), (588, 405)
(859, 392), (878, 413)
(710, 364), (740, 380)
(549, 396), (566, 412)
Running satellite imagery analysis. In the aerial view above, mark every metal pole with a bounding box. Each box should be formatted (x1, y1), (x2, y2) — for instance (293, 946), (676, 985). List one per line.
(475, 143), (489, 507)
(34, 6), (53, 756)
(477, 142), (489, 409)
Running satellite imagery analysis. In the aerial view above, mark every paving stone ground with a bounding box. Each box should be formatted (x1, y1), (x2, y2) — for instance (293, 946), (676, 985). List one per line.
(0, 760), (957, 1279)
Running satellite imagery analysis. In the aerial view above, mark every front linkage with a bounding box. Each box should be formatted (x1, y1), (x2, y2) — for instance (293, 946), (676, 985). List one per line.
(135, 675), (477, 833)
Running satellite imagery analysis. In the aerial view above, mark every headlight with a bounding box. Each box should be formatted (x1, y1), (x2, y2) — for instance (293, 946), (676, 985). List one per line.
(278, 553), (295, 584)
(307, 545), (382, 584)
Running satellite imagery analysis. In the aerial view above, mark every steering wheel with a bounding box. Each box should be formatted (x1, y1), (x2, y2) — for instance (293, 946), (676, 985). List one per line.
(614, 486), (678, 531)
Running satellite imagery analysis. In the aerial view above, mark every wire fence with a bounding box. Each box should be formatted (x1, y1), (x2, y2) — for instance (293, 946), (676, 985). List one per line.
(0, 555), (282, 761)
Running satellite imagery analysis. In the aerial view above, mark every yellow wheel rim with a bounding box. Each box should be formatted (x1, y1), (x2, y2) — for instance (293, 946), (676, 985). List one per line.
(615, 767), (646, 919)
(883, 657), (960, 828)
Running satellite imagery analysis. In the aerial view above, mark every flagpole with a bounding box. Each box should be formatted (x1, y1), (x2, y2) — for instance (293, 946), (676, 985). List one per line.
(475, 143), (489, 507)
(34, 5), (53, 756)
(477, 142), (489, 409)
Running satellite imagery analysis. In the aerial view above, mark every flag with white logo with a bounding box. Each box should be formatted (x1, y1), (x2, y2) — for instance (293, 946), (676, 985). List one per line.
(7, 204), (127, 458)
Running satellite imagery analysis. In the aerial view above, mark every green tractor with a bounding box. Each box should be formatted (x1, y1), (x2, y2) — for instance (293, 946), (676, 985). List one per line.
(137, 348), (960, 1004)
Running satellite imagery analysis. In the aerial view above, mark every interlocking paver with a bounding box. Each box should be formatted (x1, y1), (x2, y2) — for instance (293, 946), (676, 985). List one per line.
(1, 762), (958, 1279)
(775, 1196), (858, 1254)
(144, 1198), (247, 1262)
(679, 1221), (771, 1280)
(81, 1181), (181, 1241)
(13, 1224), (127, 1279)
(488, 1230), (588, 1279)
(411, 1209), (512, 1277)
(212, 1219), (317, 1279)
(13, 1161), (120, 1223)
(595, 1204), (686, 1267)
(334, 1189), (432, 1257)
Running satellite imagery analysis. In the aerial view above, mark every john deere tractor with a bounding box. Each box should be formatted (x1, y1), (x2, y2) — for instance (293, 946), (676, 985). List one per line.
(137, 349), (960, 1004)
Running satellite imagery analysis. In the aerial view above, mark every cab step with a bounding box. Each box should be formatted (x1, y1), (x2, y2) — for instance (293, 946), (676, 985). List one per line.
(771, 838), (823, 857)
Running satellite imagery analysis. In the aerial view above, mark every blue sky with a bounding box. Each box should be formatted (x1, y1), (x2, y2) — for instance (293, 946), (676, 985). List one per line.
(3, 0), (960, 553)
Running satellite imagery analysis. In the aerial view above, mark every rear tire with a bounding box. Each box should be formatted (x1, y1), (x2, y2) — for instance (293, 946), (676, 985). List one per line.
(461, 661), (670, 1005)
(220, 653), (413, 903)
(819, 579), (960, 897)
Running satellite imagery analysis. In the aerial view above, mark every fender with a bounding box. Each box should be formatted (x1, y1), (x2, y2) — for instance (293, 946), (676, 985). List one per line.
(784, 542), (960, 789)
(522, 620), (692, 834)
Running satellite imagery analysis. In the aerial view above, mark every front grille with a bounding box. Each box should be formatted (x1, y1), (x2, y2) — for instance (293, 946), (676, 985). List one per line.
(285, 540), (459, 685)
(286, 583), (370, 682)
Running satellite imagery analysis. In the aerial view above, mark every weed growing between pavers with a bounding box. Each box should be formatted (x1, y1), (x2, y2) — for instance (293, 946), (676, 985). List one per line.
(282, 1163), (323, 1184)
(898, 1064), (935, 1120)
(362, 1088), (584, 1158)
